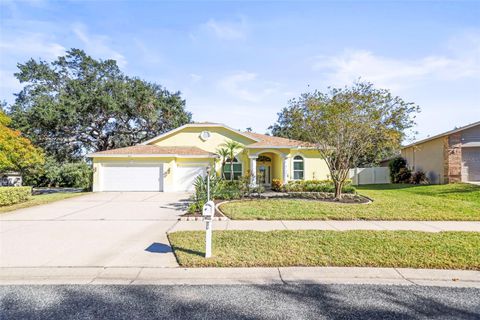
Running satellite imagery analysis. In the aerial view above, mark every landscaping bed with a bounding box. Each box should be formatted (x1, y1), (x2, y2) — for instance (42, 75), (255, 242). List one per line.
(168, 230), (480, 269)
(219, 183), (480, 221)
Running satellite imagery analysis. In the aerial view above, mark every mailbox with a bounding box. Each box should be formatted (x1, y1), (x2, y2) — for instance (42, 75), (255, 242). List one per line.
(202, 201), (215, 217)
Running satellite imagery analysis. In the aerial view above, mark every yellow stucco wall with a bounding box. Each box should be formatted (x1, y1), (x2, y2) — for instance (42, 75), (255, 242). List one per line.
(401, 137), (445, 184)
(152, 127), (256, 153)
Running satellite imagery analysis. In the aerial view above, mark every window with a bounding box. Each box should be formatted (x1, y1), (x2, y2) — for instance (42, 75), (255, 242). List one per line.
(223, 157), (242, 180)
(293, 155), (304, 180)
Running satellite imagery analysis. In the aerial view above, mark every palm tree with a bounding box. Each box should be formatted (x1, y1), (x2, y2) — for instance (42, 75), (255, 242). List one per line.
(216, 147), (229, 179)
(221, 140), (243, 181)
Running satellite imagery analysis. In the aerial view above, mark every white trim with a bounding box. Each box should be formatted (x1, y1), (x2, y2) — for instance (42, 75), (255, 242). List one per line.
(140, 123), (260, 145)
(87, 153), (217, 158)
(292, 154), (305, 180)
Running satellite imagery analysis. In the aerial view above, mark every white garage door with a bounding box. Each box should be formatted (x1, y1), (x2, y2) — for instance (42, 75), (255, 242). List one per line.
(462, 148), (480, 182)
(176, 165), (207, 191)
(101, 164), (164, 191)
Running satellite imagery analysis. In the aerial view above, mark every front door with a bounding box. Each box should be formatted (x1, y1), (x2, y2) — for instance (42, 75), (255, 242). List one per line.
(257, 164), (271, 187)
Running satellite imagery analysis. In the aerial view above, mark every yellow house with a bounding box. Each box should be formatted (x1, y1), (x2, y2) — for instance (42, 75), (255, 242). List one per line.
(87, 123), (329, 192)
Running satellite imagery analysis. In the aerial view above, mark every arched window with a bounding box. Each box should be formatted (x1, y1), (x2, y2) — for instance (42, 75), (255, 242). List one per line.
(223, 157), (242, 180)
(293, 155), (304, 180)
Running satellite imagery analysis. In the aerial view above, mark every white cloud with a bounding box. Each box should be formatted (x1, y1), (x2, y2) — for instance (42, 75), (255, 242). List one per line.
(313, 32), (480, 90)
(0, 32), (65, 59)
(189, 73), (203, 82)
(72, 23), (127, 68)
(192, 17), (248, 41)
(218, 71), (281, 102)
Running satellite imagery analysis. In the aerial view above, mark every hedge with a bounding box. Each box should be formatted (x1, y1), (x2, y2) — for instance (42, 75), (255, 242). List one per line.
(283, 180), (356, 194)
(0, 186), (32, 206)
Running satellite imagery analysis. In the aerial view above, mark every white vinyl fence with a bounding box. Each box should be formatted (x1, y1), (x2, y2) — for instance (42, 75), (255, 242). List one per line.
(349, 167), (391, 185)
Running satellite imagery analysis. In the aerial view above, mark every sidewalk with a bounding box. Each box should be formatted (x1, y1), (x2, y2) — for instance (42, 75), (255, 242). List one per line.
(170, 220), (480, 232)
(1, 267), (479, 287)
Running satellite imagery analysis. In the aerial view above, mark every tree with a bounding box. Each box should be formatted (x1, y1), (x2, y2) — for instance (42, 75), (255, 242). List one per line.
(221, 140), (243, 181)
(8, 49), (192, 162)
(216, 147), (229, 179)
(270, 82), (419, 199)
(0, 108), (44, 173)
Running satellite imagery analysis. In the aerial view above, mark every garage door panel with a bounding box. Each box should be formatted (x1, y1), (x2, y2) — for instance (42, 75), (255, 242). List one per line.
(462, 148), (480, 182)
(101, 164), (164, 191)
(176, 166), (207, 191)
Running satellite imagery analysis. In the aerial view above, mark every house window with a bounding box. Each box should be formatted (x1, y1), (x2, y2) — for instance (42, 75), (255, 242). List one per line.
(223, 157), (242, 180)
(293, 155), (304, 180)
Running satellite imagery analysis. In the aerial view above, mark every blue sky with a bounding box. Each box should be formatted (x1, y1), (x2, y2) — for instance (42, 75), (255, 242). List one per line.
(1, 1), (479, 141)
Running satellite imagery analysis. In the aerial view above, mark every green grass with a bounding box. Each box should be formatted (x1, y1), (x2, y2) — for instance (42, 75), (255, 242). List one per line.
(168, 230), (480, 269)
(220, 183), (480, 221)
(0, 192), (88, 214)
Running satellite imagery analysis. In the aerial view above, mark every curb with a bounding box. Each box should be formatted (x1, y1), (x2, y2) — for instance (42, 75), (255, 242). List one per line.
(1, 267), (479, 287)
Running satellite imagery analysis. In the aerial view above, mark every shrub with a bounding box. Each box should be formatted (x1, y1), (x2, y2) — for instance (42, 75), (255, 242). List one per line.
(0, 186), (32, 206)
(388, 156), (412, 183)
(283, 180), (355, 194)
(271, 179), (282, 192)
(23, 157), (93, 190)
(410, 170), (429, 184)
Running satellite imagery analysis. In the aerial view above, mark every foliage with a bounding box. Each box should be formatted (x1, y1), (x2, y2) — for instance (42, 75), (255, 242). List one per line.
(220, 140), (243, 181)
(7, 49), (191, 162)
(188, 173), (265, 213)
(269, 81), (419, 199)
(283, 180), (356, 194)
(0, 186), (31, 206)
(388, 157), (412, 183)
(410, 170), (429, 185)
(0, 108), (44, 174)
(23, 157), (92, 189)
(271, 179), (282, 192)
(215, 147), (229, 179)
(220, 183), (480, 221)
(169, 230), (480, 269)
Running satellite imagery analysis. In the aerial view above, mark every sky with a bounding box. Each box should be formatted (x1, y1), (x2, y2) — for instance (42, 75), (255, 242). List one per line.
(1, 0), (479, 141)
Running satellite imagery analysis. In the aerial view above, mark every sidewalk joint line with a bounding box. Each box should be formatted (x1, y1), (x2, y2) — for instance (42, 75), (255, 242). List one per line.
(394, 268), (418, 286)
(280, 220), (289, 230)
(277, 268), (287, 285)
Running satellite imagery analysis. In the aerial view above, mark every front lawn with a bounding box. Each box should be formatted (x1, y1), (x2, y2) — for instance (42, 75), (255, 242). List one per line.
(0, 192), (88, 214)
(168, 230), (480, 269)
(219, 183), (480, 220)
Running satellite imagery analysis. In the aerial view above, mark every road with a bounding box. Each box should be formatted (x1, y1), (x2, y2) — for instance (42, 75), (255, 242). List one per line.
(1, 284), (479, 319)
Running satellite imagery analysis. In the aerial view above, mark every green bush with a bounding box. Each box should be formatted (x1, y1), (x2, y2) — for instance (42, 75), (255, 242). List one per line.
(23, 157), (93, 190)
(284, 180), (355, 194)
(410, 170), (429, 184)
(271, 179), (282, 192)
(0, 186), (32, 206)
(388, 157), (412, 183)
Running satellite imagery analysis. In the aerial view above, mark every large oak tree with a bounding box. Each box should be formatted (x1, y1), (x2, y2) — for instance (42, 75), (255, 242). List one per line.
(8, 49), (192, 162)
(269, 82), (419, 199)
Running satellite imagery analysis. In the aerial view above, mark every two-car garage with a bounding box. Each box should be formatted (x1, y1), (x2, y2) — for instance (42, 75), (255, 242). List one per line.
(89, 145), (215, 192)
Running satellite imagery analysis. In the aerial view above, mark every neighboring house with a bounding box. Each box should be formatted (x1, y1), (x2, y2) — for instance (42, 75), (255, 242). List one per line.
(87, 123), (329, 192)
(401, 121), (480, 184)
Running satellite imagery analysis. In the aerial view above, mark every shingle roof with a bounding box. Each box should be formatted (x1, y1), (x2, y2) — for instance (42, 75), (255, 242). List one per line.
(88, 145), (216, 157)
(242, 132), (312, 148)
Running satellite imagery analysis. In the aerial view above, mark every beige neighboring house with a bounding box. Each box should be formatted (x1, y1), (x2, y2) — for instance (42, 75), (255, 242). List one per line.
(401, 121), (480, 184)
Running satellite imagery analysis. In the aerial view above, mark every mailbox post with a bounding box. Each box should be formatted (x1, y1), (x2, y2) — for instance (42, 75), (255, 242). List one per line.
(202, 200), (214, 258)
(203, 165), (214, 258)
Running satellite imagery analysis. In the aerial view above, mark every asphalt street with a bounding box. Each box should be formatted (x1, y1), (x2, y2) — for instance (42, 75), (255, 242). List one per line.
(1, 284), (479, 320)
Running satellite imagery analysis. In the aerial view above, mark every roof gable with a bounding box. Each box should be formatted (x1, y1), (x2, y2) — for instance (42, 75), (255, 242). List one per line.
(142, 123), (259, 145)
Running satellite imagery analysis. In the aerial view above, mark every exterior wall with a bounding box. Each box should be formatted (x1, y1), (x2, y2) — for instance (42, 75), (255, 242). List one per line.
(461, 125), (480, 145)
(292, 149), (330, 181)
(152, 127), (256, 153)
(401, 137), (445, 184)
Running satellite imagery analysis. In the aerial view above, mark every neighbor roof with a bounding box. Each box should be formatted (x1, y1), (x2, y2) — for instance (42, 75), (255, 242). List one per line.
(87, 145), (216, 157)
(402, 121), (480, 149)
(243, 132), (312, 148)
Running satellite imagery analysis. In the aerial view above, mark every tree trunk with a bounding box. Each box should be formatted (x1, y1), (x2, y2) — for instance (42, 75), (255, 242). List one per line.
(230, 160), (234, 181)
(334, 180), (343, 200)
(221, 160), (226, 179)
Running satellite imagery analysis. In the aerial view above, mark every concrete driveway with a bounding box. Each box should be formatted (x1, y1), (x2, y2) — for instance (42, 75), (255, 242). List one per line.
(0, 192), (190, 268)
